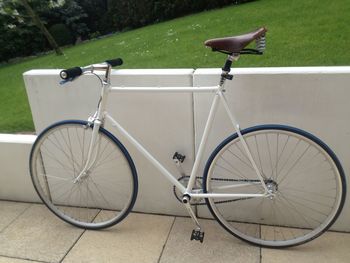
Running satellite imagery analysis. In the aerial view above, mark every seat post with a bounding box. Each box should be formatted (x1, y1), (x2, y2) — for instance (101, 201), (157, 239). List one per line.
(220, 54), (239, 86)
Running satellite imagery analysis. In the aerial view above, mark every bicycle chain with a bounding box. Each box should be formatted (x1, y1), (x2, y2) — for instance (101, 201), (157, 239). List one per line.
(173, 176), (259, 206)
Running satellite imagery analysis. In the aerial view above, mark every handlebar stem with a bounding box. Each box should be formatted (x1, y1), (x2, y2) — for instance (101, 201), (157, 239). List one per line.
(103, 64), (112, 84)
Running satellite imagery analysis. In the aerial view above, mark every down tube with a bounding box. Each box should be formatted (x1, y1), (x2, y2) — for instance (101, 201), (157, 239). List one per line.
(104, 114), (187, 193)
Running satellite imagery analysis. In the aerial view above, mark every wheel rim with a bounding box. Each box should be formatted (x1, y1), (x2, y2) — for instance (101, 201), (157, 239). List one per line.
(30, 122), (136, 228)
(205, 127), (344, 247)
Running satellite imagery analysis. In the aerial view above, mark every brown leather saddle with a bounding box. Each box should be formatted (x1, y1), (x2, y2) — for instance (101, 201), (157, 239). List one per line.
(205, 27), (267, 54)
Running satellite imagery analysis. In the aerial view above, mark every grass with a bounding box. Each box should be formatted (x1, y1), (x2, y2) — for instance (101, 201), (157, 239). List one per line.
(0, 0), (349, 133)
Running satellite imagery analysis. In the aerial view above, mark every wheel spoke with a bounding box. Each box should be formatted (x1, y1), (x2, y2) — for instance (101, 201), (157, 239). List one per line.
(204, 126), (345, 247)
(30, 121), (137, 229)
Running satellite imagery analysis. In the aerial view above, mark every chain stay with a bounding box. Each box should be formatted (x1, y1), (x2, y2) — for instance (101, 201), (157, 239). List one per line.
(173, 176), (260, 206)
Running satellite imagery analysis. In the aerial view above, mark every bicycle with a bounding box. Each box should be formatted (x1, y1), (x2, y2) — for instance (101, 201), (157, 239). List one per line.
(29, 27), (346, 248)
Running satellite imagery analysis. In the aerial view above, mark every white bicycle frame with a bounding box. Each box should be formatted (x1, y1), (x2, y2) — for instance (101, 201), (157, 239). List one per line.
(75, 64), (270, 201)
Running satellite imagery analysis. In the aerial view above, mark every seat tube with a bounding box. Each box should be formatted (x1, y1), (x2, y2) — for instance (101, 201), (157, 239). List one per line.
(186, 92), (220, 193)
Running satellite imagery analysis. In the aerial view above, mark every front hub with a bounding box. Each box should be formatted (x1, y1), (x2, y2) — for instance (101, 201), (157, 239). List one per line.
(74, 170), (90, 184)
(265, 179), (278, 198)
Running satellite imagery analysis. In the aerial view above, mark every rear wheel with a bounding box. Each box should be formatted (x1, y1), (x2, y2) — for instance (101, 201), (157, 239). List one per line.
(30, 120), (138, 229)
(204, 125), (346, 247)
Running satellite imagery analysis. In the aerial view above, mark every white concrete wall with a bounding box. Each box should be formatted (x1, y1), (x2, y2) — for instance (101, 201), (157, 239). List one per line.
(23, 69), (195, 216)
(0, 67), (349, 231)
(193, 67), (350, 231)
(0, 134), (40, 202)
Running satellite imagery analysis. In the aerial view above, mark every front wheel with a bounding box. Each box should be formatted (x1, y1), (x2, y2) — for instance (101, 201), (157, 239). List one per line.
(29, 120), (138, 229)
(203, 124), (346, 247)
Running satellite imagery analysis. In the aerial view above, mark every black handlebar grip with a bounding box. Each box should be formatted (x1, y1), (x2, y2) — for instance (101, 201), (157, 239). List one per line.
(105, 58), (123, 67)
(60, 67), (83, 80)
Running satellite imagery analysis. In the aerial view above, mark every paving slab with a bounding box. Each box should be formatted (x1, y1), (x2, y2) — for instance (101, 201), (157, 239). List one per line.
(159, 217), (260, 263)
(0, 204), (86, 263)
(62, 212), (174, 263)
(0, 201), (31, 232)
(0, 256), (41, 263)
(262, 231), (350, 263)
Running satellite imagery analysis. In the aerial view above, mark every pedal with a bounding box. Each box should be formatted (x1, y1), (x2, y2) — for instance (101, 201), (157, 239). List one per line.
(173, 152), (186, 177)
(190, 229), (205, 243)
(173, 152), (186, 163)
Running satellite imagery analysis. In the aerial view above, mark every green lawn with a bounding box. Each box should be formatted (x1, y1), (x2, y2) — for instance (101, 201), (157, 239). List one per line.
(1, 0), (349, 133)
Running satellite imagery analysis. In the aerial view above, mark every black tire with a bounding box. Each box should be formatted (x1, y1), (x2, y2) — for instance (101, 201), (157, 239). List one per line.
(203, 124), (346, 247)
(29, 120), (138, 229)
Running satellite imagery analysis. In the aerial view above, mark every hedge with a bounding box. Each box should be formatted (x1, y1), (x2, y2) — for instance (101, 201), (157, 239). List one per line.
(104, 0), (255, 32)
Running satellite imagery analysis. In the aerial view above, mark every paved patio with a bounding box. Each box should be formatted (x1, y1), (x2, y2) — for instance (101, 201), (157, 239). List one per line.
(0, 200), (349, 263)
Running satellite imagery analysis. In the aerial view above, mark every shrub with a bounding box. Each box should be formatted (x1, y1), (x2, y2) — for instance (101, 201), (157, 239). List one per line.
(105, 0), (254, 32)
(49, 23), (74, 46)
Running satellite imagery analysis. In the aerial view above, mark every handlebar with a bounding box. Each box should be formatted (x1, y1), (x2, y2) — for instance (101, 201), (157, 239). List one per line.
(59, 58), (123, 80)
(60, 67), (82, 80)
(105, 58), (123, 67)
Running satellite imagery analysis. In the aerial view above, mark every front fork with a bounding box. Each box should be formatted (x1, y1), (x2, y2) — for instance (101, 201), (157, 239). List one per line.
(73, 117), (102, 183)
(74, 65), (112, 183)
